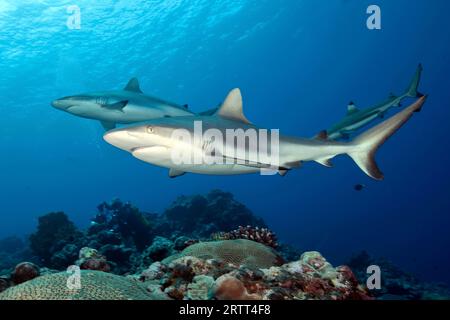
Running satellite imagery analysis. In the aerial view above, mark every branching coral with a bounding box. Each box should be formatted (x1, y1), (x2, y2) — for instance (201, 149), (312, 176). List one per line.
(212, 226), (278, 248)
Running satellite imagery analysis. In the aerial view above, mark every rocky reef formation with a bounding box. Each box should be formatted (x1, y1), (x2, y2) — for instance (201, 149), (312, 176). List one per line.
(156, 190), (267, 238)
(29, 212), (83, 269)
(22, 190), (274, 276)
(135, 249), (371, 300)
(0, 190), (448, 300)
(346, 251), (450, 300)
(0, 236), (33, 276)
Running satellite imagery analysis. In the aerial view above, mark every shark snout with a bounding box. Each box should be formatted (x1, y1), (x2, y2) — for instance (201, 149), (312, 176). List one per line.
(51, 98), (72, 110)
(103, 129), (143, 152)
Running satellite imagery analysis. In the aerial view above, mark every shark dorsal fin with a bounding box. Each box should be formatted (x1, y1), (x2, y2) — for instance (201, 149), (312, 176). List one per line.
(124, 78), (143, 93)
(347, 102), (359, 115)
(216, 88), (251, 124)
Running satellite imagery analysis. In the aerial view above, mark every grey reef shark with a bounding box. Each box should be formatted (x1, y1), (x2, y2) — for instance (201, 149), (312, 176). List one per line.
(52, 78), (216, 130)
(103, 88), (427, 179)
(325, 64), (424, 140)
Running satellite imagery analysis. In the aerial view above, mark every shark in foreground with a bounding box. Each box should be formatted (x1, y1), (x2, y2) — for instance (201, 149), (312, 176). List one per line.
(326, 64), (424, 140)
(51, 78), (194, 130)
(103, 88), (427, 179)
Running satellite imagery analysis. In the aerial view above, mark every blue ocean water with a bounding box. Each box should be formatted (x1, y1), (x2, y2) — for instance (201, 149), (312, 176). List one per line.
(0, 0), (449, 285)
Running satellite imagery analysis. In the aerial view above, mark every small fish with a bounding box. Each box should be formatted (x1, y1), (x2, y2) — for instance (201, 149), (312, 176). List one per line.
(354, 184), (366, 191)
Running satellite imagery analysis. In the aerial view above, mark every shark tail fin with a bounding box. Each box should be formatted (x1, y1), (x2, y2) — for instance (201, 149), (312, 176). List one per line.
(348, 96), (427, 180)
(405, 64), (424, 98)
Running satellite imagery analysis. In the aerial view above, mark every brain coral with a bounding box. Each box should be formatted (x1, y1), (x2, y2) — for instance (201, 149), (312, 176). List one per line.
(164, 239), (283, 269)
(0, 270), (152, 300)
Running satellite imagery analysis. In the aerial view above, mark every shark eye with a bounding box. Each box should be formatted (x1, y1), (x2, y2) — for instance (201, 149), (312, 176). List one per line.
(146, 126), (155, 134)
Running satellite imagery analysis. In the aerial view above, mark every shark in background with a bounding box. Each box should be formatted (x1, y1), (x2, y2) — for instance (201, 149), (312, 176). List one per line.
(325, 64), (424, 140)
(51, 78), (197, 130)
(103, 88), (427, 179)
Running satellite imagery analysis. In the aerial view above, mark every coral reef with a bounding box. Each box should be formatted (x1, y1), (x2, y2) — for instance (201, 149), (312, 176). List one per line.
(29, 212), (82, 268)
(1, 190), (448, 300)
(163, 239), (284, 269)
(11, 262), (40, 285)
(346, 251), (450, 300)
(0, 270), (152, 300)
(91, 199), (154, 251)
(157, 190), (267, 238)
(0, 236), (34, 277)
(139, 251), (371, 300)
(215, 275), (261, 300)
(212, 226), (278, 248)
(76, 247), (111, 273)
(138, 237), (174, 268)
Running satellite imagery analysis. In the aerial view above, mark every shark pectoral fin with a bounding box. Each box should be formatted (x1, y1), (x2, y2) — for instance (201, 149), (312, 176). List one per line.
(278, 169), (289, 176)
(169, 169), (186, 178)
(347, 102), (360, 115)
(103, 100), (129, 112)
(124, 78), (143, 93)
(315, 157), (334, 168)
(101, 121), (116, 131)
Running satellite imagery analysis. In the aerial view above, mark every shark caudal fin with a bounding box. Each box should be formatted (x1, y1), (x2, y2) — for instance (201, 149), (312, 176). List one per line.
(348, 96), (427, 180)
(405, 64), (424, 98)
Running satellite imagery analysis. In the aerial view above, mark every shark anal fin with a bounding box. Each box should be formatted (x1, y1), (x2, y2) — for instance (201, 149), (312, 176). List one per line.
(103, 100), (128, 112)
(124, 78), (143, 93)
(169, 169), (186, 178)
(101, 121), (116, 131)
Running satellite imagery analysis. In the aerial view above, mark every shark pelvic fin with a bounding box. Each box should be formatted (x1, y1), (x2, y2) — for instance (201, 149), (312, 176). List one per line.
(169, 169), (186, 178)
(124, 78), (143, 93)
(103, 100), (128, 112)
(347, 102), (360, 115)
(315, 157), (334, 168)
(216, 88), (251, 124)
(101, 121), (116, 131)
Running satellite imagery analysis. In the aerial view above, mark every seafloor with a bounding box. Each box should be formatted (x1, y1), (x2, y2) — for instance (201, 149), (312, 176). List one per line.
(0, 190), (448, 300)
